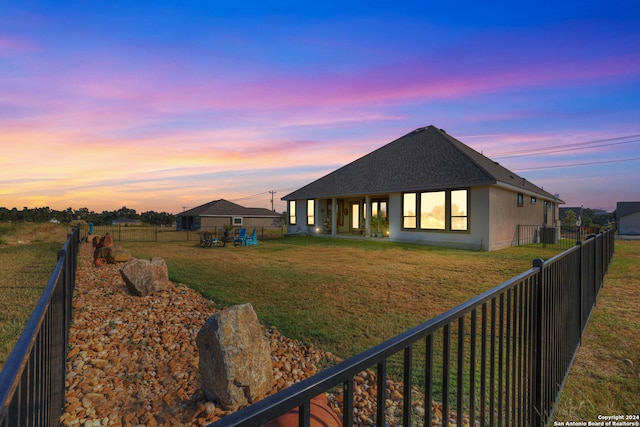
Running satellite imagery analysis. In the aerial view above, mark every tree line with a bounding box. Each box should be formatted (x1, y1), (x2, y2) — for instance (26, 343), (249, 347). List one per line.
(0, 206), (176, 226)
(561, 208), (615, 227)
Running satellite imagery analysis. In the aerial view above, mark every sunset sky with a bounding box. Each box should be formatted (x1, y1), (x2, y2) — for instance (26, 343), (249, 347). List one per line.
(1, 1), (639, 214)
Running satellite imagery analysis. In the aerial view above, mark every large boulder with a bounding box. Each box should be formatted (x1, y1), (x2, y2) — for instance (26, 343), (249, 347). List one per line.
(106, 247), (132, 264)
(120, 257), (169, 296)
(196, 304), (274, 410)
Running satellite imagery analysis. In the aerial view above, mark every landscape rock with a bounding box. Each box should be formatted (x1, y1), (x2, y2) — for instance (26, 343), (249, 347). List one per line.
(196, 303), (274, 410)
(120, 257), (169, 296)
(96, 234), (113, 249)
(93, 246), (132, 264)
(105, 246), (132, 264)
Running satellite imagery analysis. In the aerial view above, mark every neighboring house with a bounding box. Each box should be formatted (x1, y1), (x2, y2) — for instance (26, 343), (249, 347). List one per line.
(112, 217), (142, 226)
(282, 125), (563, 251)
(560, 207), (583, 226)
(176, 199), (280, 230)
(616, 202), (640, 235)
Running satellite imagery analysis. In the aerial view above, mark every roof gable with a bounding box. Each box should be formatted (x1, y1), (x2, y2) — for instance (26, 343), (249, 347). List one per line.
(178, 199), (278, 217)
(616, 202), (640, 219)
(283, 126), (558, 201)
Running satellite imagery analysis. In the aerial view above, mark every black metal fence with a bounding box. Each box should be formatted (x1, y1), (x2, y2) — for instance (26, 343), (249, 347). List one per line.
(78, 224), (284, 243)
(516, 225), (604, 250)
(212, 228), (615, 427)
(0, 227), (615, 427)
(0, 227), (79, 427)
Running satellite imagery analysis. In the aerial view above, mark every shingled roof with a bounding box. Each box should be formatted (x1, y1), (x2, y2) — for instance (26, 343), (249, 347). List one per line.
(178, 199), (278, 217)
(283, 125), (559, 201)
(616, 202), (640, 219)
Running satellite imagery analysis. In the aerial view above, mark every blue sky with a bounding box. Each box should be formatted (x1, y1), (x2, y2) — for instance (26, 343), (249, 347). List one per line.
(1, 1), (639, 213)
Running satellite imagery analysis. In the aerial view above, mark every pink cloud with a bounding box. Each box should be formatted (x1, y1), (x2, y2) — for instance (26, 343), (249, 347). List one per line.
(0, 34), (36, 56)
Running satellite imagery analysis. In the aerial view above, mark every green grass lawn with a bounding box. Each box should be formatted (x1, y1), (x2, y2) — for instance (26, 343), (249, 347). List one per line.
(124, 237), (563, 358)
(0, 223), (68, 368)
(0, 242), (61, 367)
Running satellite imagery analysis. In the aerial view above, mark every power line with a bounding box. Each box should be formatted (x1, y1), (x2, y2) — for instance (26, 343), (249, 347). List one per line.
(229, 191), (269, 202)
(514, 156), (640, 172)
(489, 134), (640, 159)
(494, 138), (640, 159)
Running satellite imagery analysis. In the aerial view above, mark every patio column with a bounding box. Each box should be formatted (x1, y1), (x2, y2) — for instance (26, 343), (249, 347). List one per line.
(365, 195), (371, 236)
(331, 198), (337, 236)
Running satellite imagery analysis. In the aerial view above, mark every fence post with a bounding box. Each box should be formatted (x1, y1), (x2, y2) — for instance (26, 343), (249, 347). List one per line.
(532, 258), (545, 426)
(578, 241), (584, 337)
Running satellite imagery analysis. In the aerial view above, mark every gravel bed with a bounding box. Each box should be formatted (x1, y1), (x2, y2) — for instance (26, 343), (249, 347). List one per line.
(62, 242), (461, 427)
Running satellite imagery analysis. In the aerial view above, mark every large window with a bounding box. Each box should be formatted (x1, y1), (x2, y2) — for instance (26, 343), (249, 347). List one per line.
(372, 200), (388, 219)
(420, 191), (445, 230)
(289, 200), (296, 225)
(403, 193), (417, 228)
(450, 190), (468, 230)
(307, 200), (315, 225)
(402, 189), (469, 231)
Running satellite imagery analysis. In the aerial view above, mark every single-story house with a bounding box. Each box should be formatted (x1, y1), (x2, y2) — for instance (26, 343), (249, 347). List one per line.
(616, 202), (640, 235)
(176, 199), (281, 230)
(282, 125), (564, 251)
(560, 207), (583, 226)
(112, 217), (142, 226)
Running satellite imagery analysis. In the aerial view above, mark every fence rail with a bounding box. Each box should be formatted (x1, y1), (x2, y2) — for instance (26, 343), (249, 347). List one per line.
(0, 227), (79, 427)
(212, 228), (614, 427)
(516, 225), (604, 250)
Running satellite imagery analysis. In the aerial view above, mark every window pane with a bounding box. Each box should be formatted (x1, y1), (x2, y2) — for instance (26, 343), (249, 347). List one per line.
(451, 217), (467, 230)
(404, 217), (417, 228)
(403, 193), (416, 216)
(352, 204), (360, 228)
(421, 191), (445, 229)
(289, 201), (296, 225)
(307, 200), (315, 225)
(451, 190), (467, 216)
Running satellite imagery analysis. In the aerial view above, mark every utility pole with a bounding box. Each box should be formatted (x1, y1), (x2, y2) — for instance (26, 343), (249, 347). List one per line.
(268, 190), (277, 212)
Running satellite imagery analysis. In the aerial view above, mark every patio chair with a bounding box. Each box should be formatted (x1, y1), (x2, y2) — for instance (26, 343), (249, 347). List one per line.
(198, 232), (224, 248)
(197, 232), (208, 248)
(245, 228), (258, 246)
(233, 228), (247, 246)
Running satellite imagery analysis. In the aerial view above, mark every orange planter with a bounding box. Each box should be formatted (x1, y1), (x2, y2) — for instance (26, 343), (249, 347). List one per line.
(95, 257), (107, 267)
(263, 394), (341, 427)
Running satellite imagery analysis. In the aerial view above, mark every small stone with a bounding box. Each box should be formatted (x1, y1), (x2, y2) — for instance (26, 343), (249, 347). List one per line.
(205, 402), (216, 415)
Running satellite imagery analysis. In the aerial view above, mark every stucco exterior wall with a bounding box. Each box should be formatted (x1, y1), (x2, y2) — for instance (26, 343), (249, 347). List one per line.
(287, 184), (558, 251)
(487, 186), (549, 250)
(619, 211), (640, 235)
(388, 189), (490, 251)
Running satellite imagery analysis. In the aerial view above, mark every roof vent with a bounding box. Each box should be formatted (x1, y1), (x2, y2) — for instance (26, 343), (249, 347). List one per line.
(440, 128), (446, 133)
